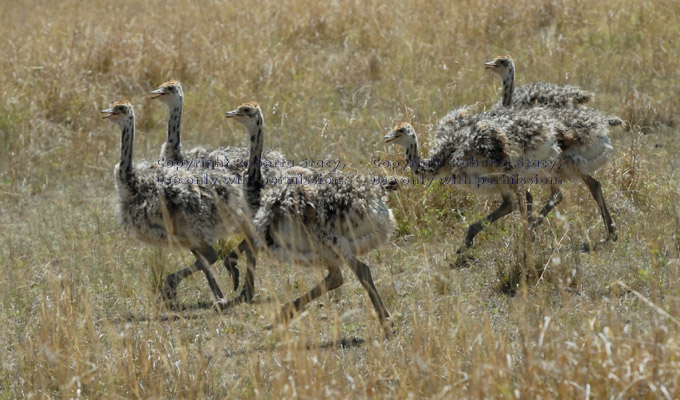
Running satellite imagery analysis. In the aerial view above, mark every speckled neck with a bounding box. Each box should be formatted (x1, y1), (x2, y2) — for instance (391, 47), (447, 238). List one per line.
(118, 115), (136, 188)
(502, 61), (515, 107)
(245, 112), (264, 214)
(163, 99), (183, 162)
(405, 138), (421, 175)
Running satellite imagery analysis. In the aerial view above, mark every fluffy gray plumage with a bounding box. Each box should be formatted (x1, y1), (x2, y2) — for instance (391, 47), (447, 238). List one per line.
(114, 165), (244, 249)
(102, 100), (249, 302)
(150, 80), (287, 178)
(510, 82), (594, 109)
(484, 55), (594, 109)
(432, 107), (562, 180)
(387, 106), (622, 265)
(385, 119), (540, 266)
(151, 80), (290, 296)
(546, 108), (621, 179)
(436, 106), (621, 180)
(254, 170), (396, 259)
(482, 55), (623, 178)
(482, 55), (620, 241)
(224, 102), (394, 334)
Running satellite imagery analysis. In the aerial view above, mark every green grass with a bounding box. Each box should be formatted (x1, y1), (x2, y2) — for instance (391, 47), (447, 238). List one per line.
(2, 0), (680, 397)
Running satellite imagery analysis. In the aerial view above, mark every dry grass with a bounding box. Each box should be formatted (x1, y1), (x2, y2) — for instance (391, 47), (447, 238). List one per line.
(2, 0), (680, 397)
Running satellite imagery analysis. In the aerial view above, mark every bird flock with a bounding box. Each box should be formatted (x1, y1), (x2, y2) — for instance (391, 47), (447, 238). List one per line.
(101, 55), (622, 336)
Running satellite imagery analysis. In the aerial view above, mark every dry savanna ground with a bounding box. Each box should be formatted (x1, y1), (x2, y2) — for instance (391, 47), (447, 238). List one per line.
(2, 0), (680, 398)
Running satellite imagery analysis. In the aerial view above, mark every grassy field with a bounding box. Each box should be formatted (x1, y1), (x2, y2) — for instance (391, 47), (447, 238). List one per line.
(2, 0), (680, 397)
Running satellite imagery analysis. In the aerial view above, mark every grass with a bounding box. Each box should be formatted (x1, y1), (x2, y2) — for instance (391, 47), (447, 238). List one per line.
(2, 0), (680, 397)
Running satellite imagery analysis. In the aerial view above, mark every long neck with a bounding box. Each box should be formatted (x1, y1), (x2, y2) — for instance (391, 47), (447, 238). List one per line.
(118, 116), (136, 188)
(502, 63), (515, 107)
(405, 139), (421, 175)
(404, 137), (438, 177)
(245, 114), (264, 214)
(163, 99), (183, 162)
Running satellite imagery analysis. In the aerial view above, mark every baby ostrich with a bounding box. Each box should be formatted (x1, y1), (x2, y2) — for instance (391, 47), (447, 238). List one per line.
(385, 110), (560, 266)
(531, 108), (621, 239)
(484, 55), (594, 109)
(101, 100), (250, 305)
(149, 80), (287, 171)
(150, 80), (287, 296)
(223, 102), (395, 335)
(484, 55), (620, 241)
